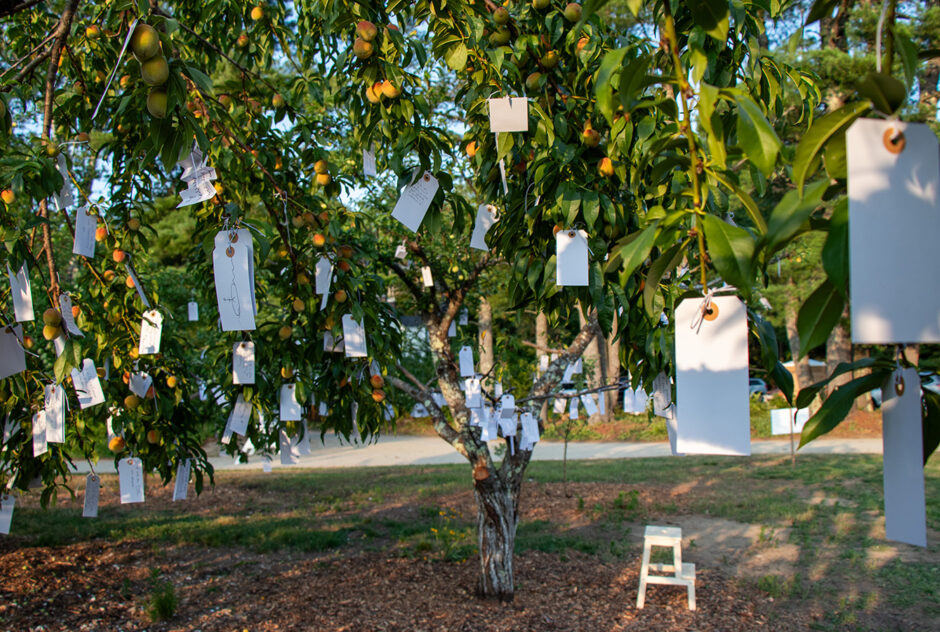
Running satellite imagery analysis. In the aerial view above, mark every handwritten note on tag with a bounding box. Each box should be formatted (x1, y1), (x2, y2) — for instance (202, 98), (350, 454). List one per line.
(229, 393), (252, 436)
(7, 264), (34, 322)
(279, 384), (302, 421)
(138, 310), (163, 355)
(32, 411), (47, 456)
(556, 230), (589, 286)
(187, 301), (199, 321)
(212, 229), (256, 331)
(172, 459), (191, 502)
(847, 119), (940, 343)
(675, 296), (750, 456)
(73, 205), (97, 258)
(59, 294), (83, 336)
(470, 204), (498, 251)
(465, 378), (482, 408)
(391, 171), (439, 232)
(363, 148), (377, 177)
(488, 97), (529, 133)
(0, 325), (27, 380)
(0, 495), (14, 534)
(82, 474), (99, 518)
(118, 457), (145, 504)
(342, 314), (368, 358)
(458, 346), (475, 377)
(882, 367), (927, 546)
(129, 372), (152, 398)
(44, 384), (65, 444)
(233, 342), (255, 385)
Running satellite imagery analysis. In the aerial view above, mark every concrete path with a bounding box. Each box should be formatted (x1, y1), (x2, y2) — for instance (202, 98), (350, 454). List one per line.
(73, 435), (882, 474)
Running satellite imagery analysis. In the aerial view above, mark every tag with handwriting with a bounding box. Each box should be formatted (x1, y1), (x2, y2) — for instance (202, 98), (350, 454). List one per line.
(73, 205), (97, 258)
(279, 384), (302, 421)
(187, 301), (199, 321)
(7, 264), (34, 322)
(138, 310), (163, 355)
(233, 342), (255, 385)
(212, 229), (256, 331)
(229, 393), (252, 436)
(421, 266), (434, 287)
(555, 230), (589, 286)
(0, 325), (26, 380)
(82, 474), (99, 518)
(59, 294), (83, 336)
(458, 346), (475, 377)
(118, 457), (145, 504)
(470, 204), (498, 251)
(465, 377), (482, 408)
(172, 459), (192, 502)
(342, 315), (368, 358)
(129, 372), (152, 398)
(391, 171), (439, 232)
(488, 97), (529, 133)
(31, 411), (47, 457)
(44, 384), (66, 444)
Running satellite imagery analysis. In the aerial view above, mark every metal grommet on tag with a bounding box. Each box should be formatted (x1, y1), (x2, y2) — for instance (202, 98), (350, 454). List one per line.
(423, 173), (431, 182)
(229, 231), (239, 244)
(226, 246), (235, 257)
(883, 128), (906, 154)
(894, 374), (905, 396)
(567, 230), (576, 238)
(703, 303), (719, 321)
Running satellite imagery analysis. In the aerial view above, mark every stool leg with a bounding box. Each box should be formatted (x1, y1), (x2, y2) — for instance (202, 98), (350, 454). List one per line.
(688, 578), (696, 611)
(673, 542), (682, 578)
(637, 542), (652, 609)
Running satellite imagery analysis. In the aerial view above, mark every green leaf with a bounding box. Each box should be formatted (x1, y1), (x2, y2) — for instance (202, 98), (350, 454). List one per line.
(701, 214), (755, 292)
(444, 43), (468, 71)
(184, 65), (213, 94)
(891, 26), (919, 92)
(687, 0), (729, 42)
(799, 372), (888, 447)
(613, 223), (658, 279)
(922, 390), (940, 465)
(805, 0), (839, 25)
(823, 133), (847, 180)
(733, 94), (781, 177)
(795, 358), (883, 409)
(559, 186), (581, 225)
(496, 131), (514, 162)
(626, 0), (642, 15)
(582, 191), (600, 231)
(595, 47), (629, 125)
(821, 197), (848, 296)
(796, 280), (844, 359)
(707, 169), (765, 233)
(644, 242), (684, 316)
(856, 72), (906, 115)
(765, 179), (827, 254)
(770, 362), (795, 406)
(792, 100), (870, 193)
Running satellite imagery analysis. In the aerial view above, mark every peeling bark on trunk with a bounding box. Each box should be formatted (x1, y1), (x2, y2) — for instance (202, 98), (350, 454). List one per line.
(535, 312), (549, 424)
(826, 305), (852, 396)
(605, 312), (621, 419)
(478, 297), (494, 384)
(578, 306), (605, 423)
(474, 477), (519, 601)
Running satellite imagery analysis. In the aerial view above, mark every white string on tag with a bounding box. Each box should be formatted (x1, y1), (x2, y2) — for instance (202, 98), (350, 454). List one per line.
(92, 18), (139, 120)
(688, 288), (716, 333)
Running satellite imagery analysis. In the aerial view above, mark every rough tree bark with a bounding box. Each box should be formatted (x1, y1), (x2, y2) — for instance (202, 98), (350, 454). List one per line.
(826, 305), (852, 396)
(478, 296), (494, 384)
(535, 312), (549, 423)
(785, 304), (813, 395)
(605, 311), (621, 419)
(578, 305), (605, 423)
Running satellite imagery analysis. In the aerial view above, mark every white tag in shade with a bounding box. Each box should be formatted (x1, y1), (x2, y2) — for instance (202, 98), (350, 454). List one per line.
(138, 310), (163, 355)
(882, 367), (927, 547)
(53, 335), (65, 357)
(448, 320), (456, 337)
(187, 301), (199, 321)
(0, 495), (14, 534)
(44, 384), (66, 444)
(233, 341), (255, 385)
(488, 97), (529, 133)
(7, 263), (34, 322)
(262, 458), (272, 473)
(32, 411), (47, 457)
(279, 429), (299, 465)
(279, 384), (302, 421)
(394, 244), (408, 259)
(553, 397), (566, 414)
(847, 119), (940, 343)
(0, 325), (26, 380)
(342, 315), (368, 358)
(172, 459), (192, 502)
(555, 230), (589, 286)
(53, 154), (74, 210)
(59, 294), (83, 336)
(229, 393), (252, 436)
(212, 229), (256, 331)
(568, 397), (579, 420)
(520, 412), (539, 450)
(324, 331), (344, 353)
(459, 309), (468, 326)
(652, 372), (672, 416)
(465, 378), (482, 408)
(470, 204), (498, 251)
(580, 393), (599, 416)
(597, 391), (606, 415)
(315, 256), (332, 295)
(391, 171), (439, 232)
(499, 159), (508, 195)
(73, 205), (97, 258)
(421, 266), (434, 287)
(129, 372), (153, 398)
(220, 415), (234, 445)
(82, 474), (100, 518)
(363, 148), (377, 177)
(118, 457), (144, 504)
(458, 346), (475, 377)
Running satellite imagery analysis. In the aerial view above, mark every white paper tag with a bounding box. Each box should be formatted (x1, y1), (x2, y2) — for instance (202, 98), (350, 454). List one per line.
(279, 384), (302, 421)
(82, 474), (99, 518)
(7, 264), (34, 322)
(118, 457), (145, 504)
(555, 230), (589, 286)
(421, 266), (434, 287)
(0, 495), (14, 534)
(498, 395), (516, 437)
(262, 458), (272, 472)
(187, 301), (199, 321)
(623, 386), (649, 414)
(106, 414), (116, 441)
(44, 384), (66, 444)
(499, 158), (509, 195)
(488, 97), (529, 133)
(394, 244), (408, 259)
(0, 325), (27, 380)
(458, 345), (475, 377)
(212, 229), (256, 331)
(52, 335), (65, 357)
(129, 372), (152, 398)
(233, 342), (255, 385)
(465, 378), (482, 408)
(568, 397), (579, 420)
(292, 421), (312, 456)
(138, 310), (163, 355)
(315, 256), (333, 295)
(675, 296), (750, 455)
(597, 391), (606, 415)
(72, 205), (97, 258)
(342, 314), (368, 358)
(279, 429), (299, 465)
(847, 119), (940, 343)
(520, 412), (540, 450)
(459, 309), (468, 326)
(553, 397), (566, 414)
(391, 171), (440, 232)
(882, 367), (927, 546)
(220, 415), (233, 445)
(324, 331), (344, 353)
(652, 372), (672, 416)
(363, 148), (377, 177)
(448, 320), (457, 337)
(53, 154), (74, 210)
(494, 381), (503, 398)
(172, 459), (191, 502)
(31, 411), (47, 457)
(58, 294), (83, 336)
(580, 393), (599, 416)
(229, 393), (252, 436)
(469, 407), (485, 427)
(539, 355), (549, 373)
(122, 260), (151, 309)
(470, 204), (498, 251)
(770, 408), (810, 435)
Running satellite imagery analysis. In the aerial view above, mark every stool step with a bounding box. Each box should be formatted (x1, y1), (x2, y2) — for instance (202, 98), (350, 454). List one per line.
(681, 562), (695, 580)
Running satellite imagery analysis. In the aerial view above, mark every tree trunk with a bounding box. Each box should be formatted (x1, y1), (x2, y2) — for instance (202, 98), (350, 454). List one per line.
(535, 312), (549, 423)
(474, 477), (519, 600)
(918, 58), (939, 120)
(478, 297), (494, 383)
(578, 305), (605, 423)
(825, 305), (852, 396)
(605, 311), (621, 419)
(785, 304), (813, 396)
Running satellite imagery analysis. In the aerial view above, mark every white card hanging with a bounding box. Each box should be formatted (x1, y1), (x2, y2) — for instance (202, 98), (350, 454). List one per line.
(881, 367), (927, 547)
(498, 394), (515, 420)
(411, 402), (428, 417)
(52, 335), (65, 357)
(212, 229), (256, 331)
(233, 341), (255, 385)
(553, 397), (566, 414)
(59, 294), (82, 336)
(324, 331), (344, 353)
(363, 147), (377, 177)
(342, 314), (368, 358)
(459, 309), (468, 326)
(469, 407), (484, 427)
(118, 457), (145, 504)
(847, 119), (940, 343)
(7, 264), (34, 322)
(0, 325), (26, 380)
(465, 377), (482, 408)
(498, 158), (509, 195)
(580, 393), (599, 416)
(664, 406), (682, 456)
(520, 412), (539, 450)
(31, 411), (47, 456)
(458, 345), (475, 377)
(770, 408), (810, 436)
(470, 204), (498, 251)
(494, 381), (503, 398)
(481, 413), (497, 441)
(421, 266), (434, 287)
(220, 414), (234, 445)
(568, 397), (579, 420)
(172, 459), (192, 502)
(431, 392), (447, 408)
(571, 358), (583, 374)
(279, 429), (299, 465)
(106, 414), (116, 441)
(488, 97), (529, 133)
(129, 372), (152, 398)
(72, 205), (97, 258)
(394, 243), (408, 259)
(652, 372), (672, 416)
(53, 154), (74, 210)
(82, 474), (99, 518)
(675, 295), (750, 455)
(229, 393), (252, 436)
(448, 320), (456, 337)
(391, 171), (439, 232)
(597, 391), (606, 415)
(138, 310), (163, 355)
(44, 384), (65, 444)
(0, 495), (13, 535)
(555, 230), (589, 286)
(279, 384), (302, 421)
(187, 301), (199, 321)
(562, 363), (575, 383)
(122, 259), (151, 309)
(539, 355), (549, 373)
(315, 256), (332, 295)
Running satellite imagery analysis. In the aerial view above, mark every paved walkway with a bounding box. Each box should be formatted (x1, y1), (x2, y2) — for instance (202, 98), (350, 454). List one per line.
(73, 435), (882, 474)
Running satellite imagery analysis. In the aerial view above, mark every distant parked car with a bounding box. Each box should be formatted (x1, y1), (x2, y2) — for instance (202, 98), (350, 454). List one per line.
(870, 373), (939, 409)
(749, 378), (768, 400)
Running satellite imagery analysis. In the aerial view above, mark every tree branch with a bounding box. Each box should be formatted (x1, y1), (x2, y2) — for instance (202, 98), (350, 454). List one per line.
(0, 0), (44, 20)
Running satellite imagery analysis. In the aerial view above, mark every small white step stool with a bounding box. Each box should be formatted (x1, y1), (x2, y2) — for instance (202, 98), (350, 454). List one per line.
(637, 525), (696, 611)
